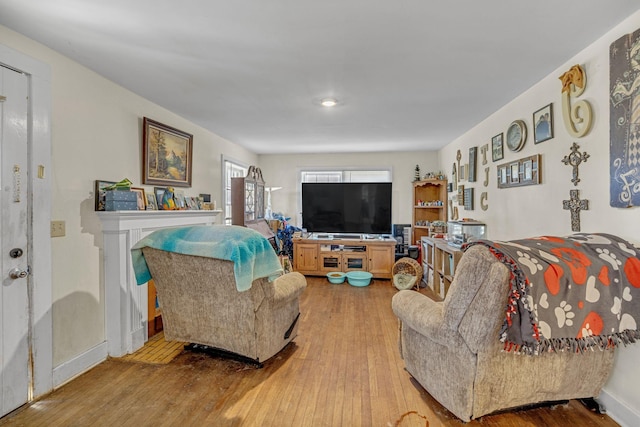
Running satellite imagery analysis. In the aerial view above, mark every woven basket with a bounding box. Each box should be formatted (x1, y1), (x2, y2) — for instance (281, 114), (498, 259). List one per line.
(392, 257), (423, 290)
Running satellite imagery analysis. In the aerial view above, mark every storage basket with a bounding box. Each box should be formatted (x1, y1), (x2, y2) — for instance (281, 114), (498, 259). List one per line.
(392, 257), (423, 290)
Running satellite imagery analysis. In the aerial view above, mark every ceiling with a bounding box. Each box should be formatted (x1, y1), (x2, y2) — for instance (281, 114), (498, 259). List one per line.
(1, 1), (639, 154)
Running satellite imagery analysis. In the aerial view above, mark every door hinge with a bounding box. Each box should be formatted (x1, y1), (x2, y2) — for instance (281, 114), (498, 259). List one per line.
(0, 95), (6, 102)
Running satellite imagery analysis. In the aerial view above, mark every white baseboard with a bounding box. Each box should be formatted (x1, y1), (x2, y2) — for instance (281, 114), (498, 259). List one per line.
(52, 341), (108, 389)
(599, 389), (640, 427)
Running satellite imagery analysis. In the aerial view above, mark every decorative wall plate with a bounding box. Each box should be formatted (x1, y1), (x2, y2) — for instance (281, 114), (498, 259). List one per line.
(506, 120), (527, 152)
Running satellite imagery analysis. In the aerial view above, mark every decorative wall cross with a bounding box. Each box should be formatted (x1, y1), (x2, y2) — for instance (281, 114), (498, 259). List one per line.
(561, 142), (589, 186)
(563, 189), (589, 232)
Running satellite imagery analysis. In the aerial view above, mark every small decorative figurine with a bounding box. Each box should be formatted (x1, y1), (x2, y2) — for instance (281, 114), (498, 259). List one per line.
(162, 186), (177, 210)
(414, 165), (420, 181)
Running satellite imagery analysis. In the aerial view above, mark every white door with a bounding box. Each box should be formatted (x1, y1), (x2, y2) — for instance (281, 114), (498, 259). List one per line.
(0, 65), (31, 416)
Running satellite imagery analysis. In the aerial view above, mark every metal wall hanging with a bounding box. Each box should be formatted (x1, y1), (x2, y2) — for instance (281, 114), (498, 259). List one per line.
(563, 189), (589, 232)
(559, 64), (593, 138)
(610, 27), (640, 207)
(561, 142), (589, 186)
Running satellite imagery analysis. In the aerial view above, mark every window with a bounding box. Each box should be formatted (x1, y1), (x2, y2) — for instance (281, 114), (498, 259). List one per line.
(300, 169), (391, 183)
(223, 158), (248, 225)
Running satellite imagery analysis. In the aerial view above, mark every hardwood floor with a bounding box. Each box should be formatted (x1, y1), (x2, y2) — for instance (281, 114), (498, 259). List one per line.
(1, 277), (618, 427)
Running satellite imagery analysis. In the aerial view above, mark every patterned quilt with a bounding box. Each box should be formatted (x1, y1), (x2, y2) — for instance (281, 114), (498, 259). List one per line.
(464, 233), (640, 354)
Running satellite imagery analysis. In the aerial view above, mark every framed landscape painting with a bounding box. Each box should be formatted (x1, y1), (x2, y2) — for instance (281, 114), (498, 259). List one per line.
(142, 117), (193, 188)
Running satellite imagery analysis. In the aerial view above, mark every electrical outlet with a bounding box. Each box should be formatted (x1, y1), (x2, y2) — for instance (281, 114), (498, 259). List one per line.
(51, 220), (65, 237)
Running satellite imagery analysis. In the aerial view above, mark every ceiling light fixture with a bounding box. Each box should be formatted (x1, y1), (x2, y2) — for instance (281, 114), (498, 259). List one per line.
(320, 98), (337, 107)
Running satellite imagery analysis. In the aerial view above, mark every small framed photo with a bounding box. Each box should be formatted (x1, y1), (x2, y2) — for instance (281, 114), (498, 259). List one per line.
(94, 180), (116, 211)
(523, 160), (533, 181)
(533, 103), (553, 144)
(492, 133), (504, 162)
(498, 167), (507, 185)
(130, 187), (147, 210)
(510, 163), (520, 183)
(154, 186), (167, 209)
(146, 192), (158, 210)
(174, 190), (186, 209)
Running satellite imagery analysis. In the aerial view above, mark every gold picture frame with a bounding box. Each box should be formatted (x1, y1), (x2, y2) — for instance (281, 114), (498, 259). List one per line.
(142, 117), (193, 188)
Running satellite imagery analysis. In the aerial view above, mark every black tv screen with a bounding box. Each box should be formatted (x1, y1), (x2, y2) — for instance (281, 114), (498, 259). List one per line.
(302, 182), (392, 234)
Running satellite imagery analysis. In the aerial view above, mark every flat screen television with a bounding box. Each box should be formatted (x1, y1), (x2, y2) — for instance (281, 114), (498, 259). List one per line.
(301, 182), (392, 234)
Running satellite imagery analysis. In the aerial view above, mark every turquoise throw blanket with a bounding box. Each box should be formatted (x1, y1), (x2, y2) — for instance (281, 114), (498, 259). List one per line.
(131, 225), (283, 291)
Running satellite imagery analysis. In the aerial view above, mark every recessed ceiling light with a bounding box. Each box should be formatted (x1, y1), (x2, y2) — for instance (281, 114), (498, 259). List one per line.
(320, 98), (337, 107)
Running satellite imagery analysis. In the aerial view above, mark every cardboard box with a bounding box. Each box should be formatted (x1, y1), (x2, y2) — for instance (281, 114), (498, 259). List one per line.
(105, 190), (137, 202)
(105, 200), (138, 211)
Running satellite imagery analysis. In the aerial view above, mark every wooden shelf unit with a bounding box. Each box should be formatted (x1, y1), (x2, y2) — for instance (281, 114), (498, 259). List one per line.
(412, 179), (448, 246)
(293, 236), (395, 279)
(421, 237), (462, 299)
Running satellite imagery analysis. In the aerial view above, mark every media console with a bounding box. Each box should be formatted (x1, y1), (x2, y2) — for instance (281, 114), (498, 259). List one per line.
(293, 233), (396, 279)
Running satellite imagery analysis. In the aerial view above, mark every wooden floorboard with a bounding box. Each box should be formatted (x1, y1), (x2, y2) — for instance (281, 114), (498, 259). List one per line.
(0, 277), (619, 427)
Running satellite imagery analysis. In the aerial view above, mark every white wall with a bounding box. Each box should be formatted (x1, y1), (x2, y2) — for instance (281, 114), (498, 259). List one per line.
(438, 11), (640, 426)
(0, 25), (258, 367)
(258, 151), (439, 229)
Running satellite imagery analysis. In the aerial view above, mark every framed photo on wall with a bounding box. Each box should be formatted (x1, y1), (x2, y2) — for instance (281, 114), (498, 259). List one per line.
(497, 154), (541, 189)
(491, 133), (504, 162)
(533, 103), (553, 144)
(142, 117), (193, 188)
(468, 146), (477, 182)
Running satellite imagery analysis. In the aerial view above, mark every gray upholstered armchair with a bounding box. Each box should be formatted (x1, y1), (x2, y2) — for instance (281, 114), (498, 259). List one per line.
(142, 248), (306, 365)
(132, 225), (307, 365)
(391, 244), (615, 421)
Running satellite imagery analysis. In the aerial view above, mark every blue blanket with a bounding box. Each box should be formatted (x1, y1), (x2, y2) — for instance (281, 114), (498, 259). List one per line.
(131, 225), (283, 291)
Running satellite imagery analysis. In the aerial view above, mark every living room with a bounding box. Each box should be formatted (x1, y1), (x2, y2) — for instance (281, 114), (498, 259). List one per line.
(1, 2), (640, 426)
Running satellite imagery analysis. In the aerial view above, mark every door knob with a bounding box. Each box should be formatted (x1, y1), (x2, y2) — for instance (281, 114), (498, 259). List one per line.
(9, 267), (29, 279)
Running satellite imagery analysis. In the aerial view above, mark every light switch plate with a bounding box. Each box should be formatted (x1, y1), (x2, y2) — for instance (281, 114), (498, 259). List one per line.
(51, 220), (65, 237)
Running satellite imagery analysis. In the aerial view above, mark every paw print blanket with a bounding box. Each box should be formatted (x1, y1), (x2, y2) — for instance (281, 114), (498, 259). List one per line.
(464, 233), (640, 354)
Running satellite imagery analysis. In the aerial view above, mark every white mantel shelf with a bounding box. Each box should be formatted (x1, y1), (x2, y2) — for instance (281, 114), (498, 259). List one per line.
(97, 209), (222, 357)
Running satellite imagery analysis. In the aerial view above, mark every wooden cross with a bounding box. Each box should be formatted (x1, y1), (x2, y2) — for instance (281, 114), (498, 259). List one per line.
(561, 142), (589, 186)
(563, 189), (588, 232)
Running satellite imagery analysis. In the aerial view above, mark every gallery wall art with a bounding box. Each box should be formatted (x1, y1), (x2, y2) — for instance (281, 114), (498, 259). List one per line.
(610, 28), (640, 207)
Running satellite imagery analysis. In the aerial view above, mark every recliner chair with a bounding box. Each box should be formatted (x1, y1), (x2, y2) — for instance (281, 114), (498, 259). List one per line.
(141, 246), (306, 365)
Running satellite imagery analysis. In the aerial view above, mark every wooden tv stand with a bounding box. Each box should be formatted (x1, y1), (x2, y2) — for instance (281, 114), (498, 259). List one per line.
(293, 234), (396, 279)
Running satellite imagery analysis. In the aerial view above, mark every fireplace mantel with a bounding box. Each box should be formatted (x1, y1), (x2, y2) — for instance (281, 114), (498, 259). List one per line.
(98, 210), (221, 356)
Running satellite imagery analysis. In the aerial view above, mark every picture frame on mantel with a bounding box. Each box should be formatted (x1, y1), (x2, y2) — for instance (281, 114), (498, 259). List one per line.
(142, 117), (193, 188)
(94, 180), (116, 211)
